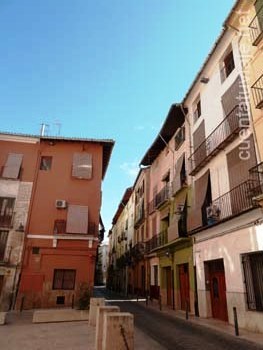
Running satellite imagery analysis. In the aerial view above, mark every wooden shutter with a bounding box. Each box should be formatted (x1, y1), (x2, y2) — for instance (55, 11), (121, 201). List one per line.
(227, 134), (257, 189)
(188, 170), (210, 231)
(2, 153), (23, 179)
(72, 153), (92, 179)
(66, 205), (88, 234)
(193, 121), (206, 169)
(173, 153), (185, 194)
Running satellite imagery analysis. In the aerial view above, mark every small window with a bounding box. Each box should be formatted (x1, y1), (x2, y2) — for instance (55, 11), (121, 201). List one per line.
(0, 231), (8, 261)
(40, 156), (52, 171)
(221, 50), (235, 82)
(56, 296), (65, 305)
(32, 247), (40, 255)
(193, 99), (201, 123)
(242, 252), (263, 311)
(53, 269), (76, 290)
(0, 197), (15, 228)
(174, 126), (185, 150)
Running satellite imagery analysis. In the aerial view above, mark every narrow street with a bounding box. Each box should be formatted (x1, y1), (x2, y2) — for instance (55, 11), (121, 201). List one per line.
(94, 287), (263, 350)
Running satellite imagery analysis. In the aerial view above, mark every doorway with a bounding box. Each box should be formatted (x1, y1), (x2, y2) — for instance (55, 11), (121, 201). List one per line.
(179, 263), (190, 310)
(207, 259), (228, 321)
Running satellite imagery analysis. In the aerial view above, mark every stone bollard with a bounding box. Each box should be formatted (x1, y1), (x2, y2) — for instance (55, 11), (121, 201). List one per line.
(102, 312), (134, 350)
(89, 298), (105, 326)
(0, 312), (7, 325)
(95, 306), (120, 350)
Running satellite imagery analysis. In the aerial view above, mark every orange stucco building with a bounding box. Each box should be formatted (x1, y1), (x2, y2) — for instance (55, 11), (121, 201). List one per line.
(0, 132), (114, 310)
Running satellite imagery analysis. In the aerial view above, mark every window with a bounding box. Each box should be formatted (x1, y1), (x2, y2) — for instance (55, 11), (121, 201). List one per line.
(0, 231), (8, 261)
(53, 269), (76, 290)
(32, 247), (40, 255)
(56, 296), (65, 305)
(242, 252), (263, 311)
(221, 50), (235, 82)
(193, 98), (201, 123)
(0, 197), (15, 228)
(72, 152), (92, 179)
(174, 126), (185, 150)
(153, 265), (158, 286)
(40, 156), (52, 170)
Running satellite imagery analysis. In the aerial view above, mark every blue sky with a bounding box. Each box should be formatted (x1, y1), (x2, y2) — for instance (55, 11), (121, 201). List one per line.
(0, 0), (234, 234)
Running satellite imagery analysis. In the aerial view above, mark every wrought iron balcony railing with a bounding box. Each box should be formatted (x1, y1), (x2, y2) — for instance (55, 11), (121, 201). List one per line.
(134, 204), (145, 227)
(251, 74), (263, 109)
(249, 5), (263, 46)
(145, 229), (168, 253)
(130, 242), (145, 261)
(190, 180), (263, 233)
(155, 184), (171, 208)
(189, 105), (247, 175)
(53, 220), (98, 236)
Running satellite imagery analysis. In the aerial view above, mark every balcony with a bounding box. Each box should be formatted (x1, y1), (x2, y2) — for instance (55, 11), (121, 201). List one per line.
(131, 242), (145, 261)
(190, 180), (262, 233)
(0, 245), (11, 265)
(249, 5), (263, 46)
(134, 203), (145, 228)
(155, 184), (170, 209)
(251, 74), (263, 109)
(145, 229), (168, 253)
(249, 162), (263, 199)
(189, 105), (246, 175)
(53, 220), (98, 236)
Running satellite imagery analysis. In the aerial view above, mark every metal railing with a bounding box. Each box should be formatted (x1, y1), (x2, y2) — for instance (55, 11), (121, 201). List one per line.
(201, 180), (262, 229)
(189, 105), (247, 175)
(249, 5), (263, 46)
(53, 221), (98, 235)
(155, 184), (170, 208)
(134, 204), (145, 227)
(130, 242), (145, 261)
(251, 74), (263, 109)
(145, 229), (168, 253)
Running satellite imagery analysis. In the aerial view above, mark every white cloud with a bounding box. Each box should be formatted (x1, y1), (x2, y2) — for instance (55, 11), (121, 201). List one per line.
(120, 161), (139, 178)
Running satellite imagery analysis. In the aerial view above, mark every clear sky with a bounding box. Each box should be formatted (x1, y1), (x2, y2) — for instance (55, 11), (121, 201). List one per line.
(0, 0), (234, 235)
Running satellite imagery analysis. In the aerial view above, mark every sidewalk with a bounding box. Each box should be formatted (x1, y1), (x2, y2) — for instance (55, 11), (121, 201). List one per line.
(139, 298), (263, 347)
(0, 309), (165, 350)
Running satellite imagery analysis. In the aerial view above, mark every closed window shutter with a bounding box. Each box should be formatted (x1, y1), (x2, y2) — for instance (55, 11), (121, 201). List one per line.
(2, 153), (23, 179)
(188, 170), (210, 231)
(66, 205), (88, 234)
(72, 153), (92, 179)
(193, 121), (206, 169)
(227, 135), (257, 189)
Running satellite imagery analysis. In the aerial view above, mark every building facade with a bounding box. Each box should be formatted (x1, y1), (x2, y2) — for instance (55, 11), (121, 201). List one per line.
(108, 0), (263, 334)
(0, 133), (39, 311)
(1, 134), (115, 310)
(184, 4), (263, 331)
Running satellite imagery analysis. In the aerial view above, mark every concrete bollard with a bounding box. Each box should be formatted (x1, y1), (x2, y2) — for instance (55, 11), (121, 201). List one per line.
(95, 306), (120, 350)
(102, 312), (134, 350)
(0, 312), (7, 325)
(89, 298), (105, 326)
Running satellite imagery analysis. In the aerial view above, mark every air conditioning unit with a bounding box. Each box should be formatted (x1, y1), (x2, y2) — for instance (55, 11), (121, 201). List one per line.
(55, 200), (67, 209)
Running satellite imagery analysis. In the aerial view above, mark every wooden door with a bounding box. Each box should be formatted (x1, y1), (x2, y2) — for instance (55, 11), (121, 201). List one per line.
(210, 270), (228, 321)
(179, 264), (190, 311)
(166, 267), (172, 306)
